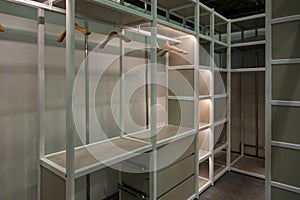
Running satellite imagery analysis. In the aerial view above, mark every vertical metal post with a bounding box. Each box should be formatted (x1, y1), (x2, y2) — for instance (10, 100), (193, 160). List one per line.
(119, 29), (125, 136)
(226, 20), (231, 170)
(84, 20), (90, 200)
(241, 74), (245, 156)
(150, 0), (157, 199)
(210, 9), (215, 185)
(265, 0), (272, 199)
(66, 0), (75, 199)
(84, 20), (90, 145)
(37, 8), (45, 200)
(145, 36), (149, 129)
(194, 1), (200, 198)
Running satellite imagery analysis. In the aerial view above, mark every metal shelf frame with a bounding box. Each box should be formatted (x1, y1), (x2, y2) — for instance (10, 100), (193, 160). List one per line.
(266, 0), (300, 199)
(230, 12), (267, 182)
(2, 1), (233, 200)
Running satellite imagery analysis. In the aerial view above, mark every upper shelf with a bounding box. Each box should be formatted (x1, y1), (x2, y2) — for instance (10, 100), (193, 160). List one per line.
(231, 14), (265, 32)
(46, 0), (152, 26)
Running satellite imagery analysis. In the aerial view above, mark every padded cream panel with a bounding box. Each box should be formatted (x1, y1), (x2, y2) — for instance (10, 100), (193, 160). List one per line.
(214, 72), (227, 95)
(272, 147), (300, 188)
(272, 106), (300, 145)
(199, 70), (211, 96)
(271, 187), (300, 200)
(214, 98), (227, 121)
(272, 0), (300, 18)
(168, 100), (194, 128)
(272, 21), (300, 59)
(231, 73), (241, 153)
(272, 64), (300, 101)
(199, 100), (211, 124)
(168, 69), (194, 96)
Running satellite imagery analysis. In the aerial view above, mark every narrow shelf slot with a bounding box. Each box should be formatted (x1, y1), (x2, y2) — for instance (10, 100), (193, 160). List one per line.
(231, 155), (265, 179)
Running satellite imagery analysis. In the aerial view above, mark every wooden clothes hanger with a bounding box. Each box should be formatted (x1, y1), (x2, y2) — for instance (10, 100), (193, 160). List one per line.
(57, 23), (91, 42)
(162, 43), (188, 55)
(99, 31), (131, 49)
(157, 43), (189, 57)
(0, 24), (5, 32)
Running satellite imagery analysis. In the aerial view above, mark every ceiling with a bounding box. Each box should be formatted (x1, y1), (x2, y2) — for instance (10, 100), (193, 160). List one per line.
(201, 0), (265, 19)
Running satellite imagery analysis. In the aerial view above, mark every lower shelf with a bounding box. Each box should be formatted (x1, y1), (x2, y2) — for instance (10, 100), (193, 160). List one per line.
(231, 155), (265, 179)
(199, 150), (211, 163)
(214, 163), (227, 181)
(41, 125), (194, 179)
(198, 176), (211, 193)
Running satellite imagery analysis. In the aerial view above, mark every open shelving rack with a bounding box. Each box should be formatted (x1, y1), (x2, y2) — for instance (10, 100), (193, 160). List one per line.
(2, 0), (233, 199)
(230, 13), (266, 180)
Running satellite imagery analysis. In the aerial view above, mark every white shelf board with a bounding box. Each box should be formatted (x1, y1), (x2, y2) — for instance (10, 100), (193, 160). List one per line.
(199, 122), (211, 132)
(231, 155), (265, 179)
(231, 40), (265, 48)
(214, 94), (227, 99)
(214, 142), (228, 154)
(168, 96), (195, 101)
(41, 136), (152, 179)
(168, 65), (196, 70)
(214, 68), (228, 72)
(40, 125), (195, 178)
(128, 125), (196, 147)
(231, 67), (266, 72)
(214, 118), (228, 127)
(198, 65), (211, 70)
(199, 95), (212, 100)
(199, 150), (211, 163)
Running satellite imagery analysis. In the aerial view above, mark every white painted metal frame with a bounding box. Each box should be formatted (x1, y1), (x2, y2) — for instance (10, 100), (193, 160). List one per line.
(229, 12), (268, 180)
(266, 0), (300, 199)
(37, 8), (45, 200)
(210, 9), (216, 186)
(226, 19), (231, 170)
(194, 1), (200, 198)
(2, 0), (232, 199)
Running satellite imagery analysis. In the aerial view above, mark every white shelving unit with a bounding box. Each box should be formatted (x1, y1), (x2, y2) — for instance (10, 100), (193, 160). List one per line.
(196, 5), (231, 196)
(0, 1), (233, 200)
(230, 13), (266, 179)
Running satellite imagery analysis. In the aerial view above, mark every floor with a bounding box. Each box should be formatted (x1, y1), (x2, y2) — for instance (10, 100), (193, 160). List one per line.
(199, 172), (265, 200)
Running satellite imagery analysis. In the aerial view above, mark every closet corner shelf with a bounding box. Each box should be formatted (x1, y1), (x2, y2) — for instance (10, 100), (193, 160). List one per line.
(198, 150), (211, 163)
(214, 94), (228, 99)
(199, 122), (210, 132)
(199, 95), (212, 100)
(168, 65), (196, 70)
(231, 40), (266, 48)
(231, 155), (265, 179)
(214, 142), (228, 154)
(168, 96), (195, 101)
(214, 118), (228, 127)
(198, 176), (211, 193)
(40, 136), (152, 179)
(231, 67), (266, 72)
